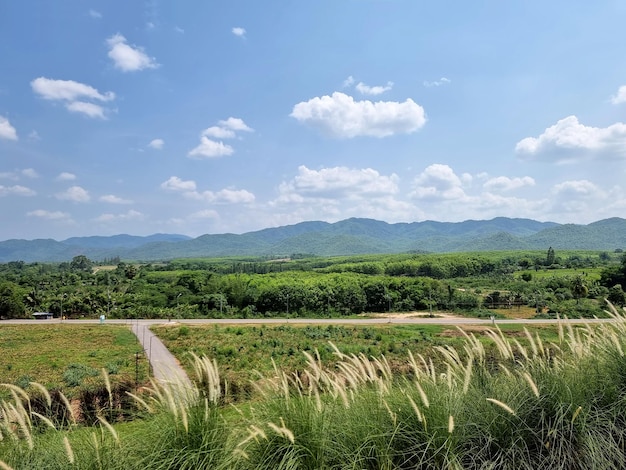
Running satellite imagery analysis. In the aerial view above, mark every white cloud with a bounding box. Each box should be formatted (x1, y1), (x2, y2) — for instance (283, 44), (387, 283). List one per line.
(57, 172), (76, 181)
(27, 210), (71, 221)
(343, 76), (355, 88)
(31, 77), (115, 119)
(190, 209), (219, 219)
(89, 9), (102, 18)
(21, 168), (38, 178)
(483, 176), (535, 192)
(0, 116), (18, 141)
(148, 138), (164, 149)
(355, 81), (393, 96)
(106, 34), (159, 72)
(410, 164), (467, 200)
(65, 101), (106, 119)
(99, 194), (132, 204)
(278, 165), (399, 199)
(188, 188), (255, 204)
(202, 126), (236, 139)
(611, 85), (626, 105)
(160, 176), (196, 192)
(218, 117), (253, 132)
(188, 137), (234, 159)
(423, 77), (451, 87)
(553, 179), (600, 196)
(189, 117), (252, 158)
(515, 115), (626, 161)
(232, 27), (246, 37)
(28, 130), (40, 141)
(94, 210), (143, 222)
(0, 185), (36, 197)
(31, 77), (114, 102)
(56, 185), (90, 202)
(290, 92), (426, 138)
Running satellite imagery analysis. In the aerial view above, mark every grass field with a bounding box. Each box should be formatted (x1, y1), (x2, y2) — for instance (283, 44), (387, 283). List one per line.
(0, 324), (148, 396)
(153, 322), (561, 399)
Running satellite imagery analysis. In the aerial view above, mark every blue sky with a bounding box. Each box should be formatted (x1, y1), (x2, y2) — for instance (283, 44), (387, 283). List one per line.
(2, 1), (626, 241)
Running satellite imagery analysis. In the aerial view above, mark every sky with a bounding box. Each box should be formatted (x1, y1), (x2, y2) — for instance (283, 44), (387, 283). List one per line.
(2, 1), (626, 241)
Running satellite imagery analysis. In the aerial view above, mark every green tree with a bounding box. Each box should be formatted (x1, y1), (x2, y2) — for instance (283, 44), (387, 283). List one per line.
(70, 255), (94, 273)
(0, 282), (27, 319)
(546, 247), (556, 266)
(571, 276), (588, 304)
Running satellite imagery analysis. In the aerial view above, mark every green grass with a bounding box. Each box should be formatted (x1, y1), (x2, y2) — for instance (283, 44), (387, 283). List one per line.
(153, 323), (561, 400)
(0, 325), (147, 396)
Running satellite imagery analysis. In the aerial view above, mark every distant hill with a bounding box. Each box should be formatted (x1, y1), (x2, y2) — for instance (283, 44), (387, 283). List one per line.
(0, 217), (625, 263)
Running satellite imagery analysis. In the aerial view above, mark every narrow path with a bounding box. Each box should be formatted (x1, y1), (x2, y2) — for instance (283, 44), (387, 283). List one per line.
(130, 320), (192, 387)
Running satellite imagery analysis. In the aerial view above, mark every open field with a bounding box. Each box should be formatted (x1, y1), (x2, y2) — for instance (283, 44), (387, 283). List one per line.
(153, 322), (562, 398)
(0, 324), (148, 396)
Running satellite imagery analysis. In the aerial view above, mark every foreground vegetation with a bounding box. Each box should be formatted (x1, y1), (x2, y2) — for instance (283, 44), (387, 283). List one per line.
(3, 302), (626, 469)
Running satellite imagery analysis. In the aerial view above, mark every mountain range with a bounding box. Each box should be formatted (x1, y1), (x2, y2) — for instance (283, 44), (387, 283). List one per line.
(1, 217), (625, 263)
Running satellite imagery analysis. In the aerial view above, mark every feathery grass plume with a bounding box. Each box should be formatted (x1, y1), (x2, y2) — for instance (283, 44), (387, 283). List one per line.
(462, 354), (473, 394)
(126, 391), (153, 413)
(58, 391), (76, 426)
(448, 414), (455, 433)
(498, 363), (512, 377)
(29, 382), (51, 408)
(513, 339), (529, 361)
(571, 405), (582, 424)
(415, 380), (430, 408)
(63, 435), (75, 465)
(31, 412), (56, 431)
(524, 328), (539, 357)
(486, 398), (516, 416)
(90, 432), (101, 467)
(267, 418), (295, 444)
(98, 415), (120, 445)
(485, 328), (512, 360)
(608, 330), (624, 356)
(189, 352), (221, 404)
(102, 368), (113, 408)
(406, 395), (423, 423)
(0, 460), (14, 470)
(522, 372), (540, 398)
(407, 350), (424, 379)
(428, 357), (436, 383)
(179, 402), (189, 433)
(383, 399), (397, 426)
(8, 401), (33, 449)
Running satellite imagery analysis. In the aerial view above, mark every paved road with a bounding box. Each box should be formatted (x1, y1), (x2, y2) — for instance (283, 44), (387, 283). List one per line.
(130, 320), (192, 387)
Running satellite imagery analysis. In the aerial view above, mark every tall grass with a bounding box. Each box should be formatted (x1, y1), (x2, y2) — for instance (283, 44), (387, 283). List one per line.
(3, 302), (626, 468)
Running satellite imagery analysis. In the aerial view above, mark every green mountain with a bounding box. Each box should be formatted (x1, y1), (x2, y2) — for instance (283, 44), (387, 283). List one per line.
(0, 217), (624, 263)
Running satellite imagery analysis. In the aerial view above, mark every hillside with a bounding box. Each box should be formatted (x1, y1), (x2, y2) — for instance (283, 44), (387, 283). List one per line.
(0, 217), (624, 262)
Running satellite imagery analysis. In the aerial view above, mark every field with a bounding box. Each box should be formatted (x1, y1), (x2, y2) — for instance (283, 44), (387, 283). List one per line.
(0, 324), (148, 396)
(153, 322), (562, 399)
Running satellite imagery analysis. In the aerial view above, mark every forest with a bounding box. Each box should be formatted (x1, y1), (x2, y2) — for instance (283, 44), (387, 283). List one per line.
(1, 248), (625, 320)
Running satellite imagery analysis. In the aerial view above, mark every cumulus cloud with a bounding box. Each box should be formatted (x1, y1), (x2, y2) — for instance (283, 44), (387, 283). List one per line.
(483, 176), (535, 192)
(160, 176), (254, 204)
(189, 117), (253, 159)
(188, 137), (234, 158)
(410, 164), (467, 200)
(31, 77), (114, 102)
(99, 194), (132, 204)
(290, 92), (426, 138)
(232, 27), (246, 37)
(343, 76), (355, 88)
(0, 185), (36, 197)
(148, 138), (164, 149)
(21, 168), (38, 178)
(57, 172), (76, 181)
(515, 115), (626, 161)
(0, 116), (18, 141)
(31, 77), (115, 119)
(611, 85), (626, 105)
(66, 101), (106, 119)
(106, 34), (159, 72)
(94, 210), (143, 222)
(27, 210), (71, 221)
(160, 176), (197, 192)
(423, 77), (451, 87)
(56, 186), (90, 202)
(355, 81), (393, 96)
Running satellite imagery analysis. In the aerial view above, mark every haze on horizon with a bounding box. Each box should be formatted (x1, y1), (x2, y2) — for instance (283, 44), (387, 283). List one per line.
(1, 1), (626, 242)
